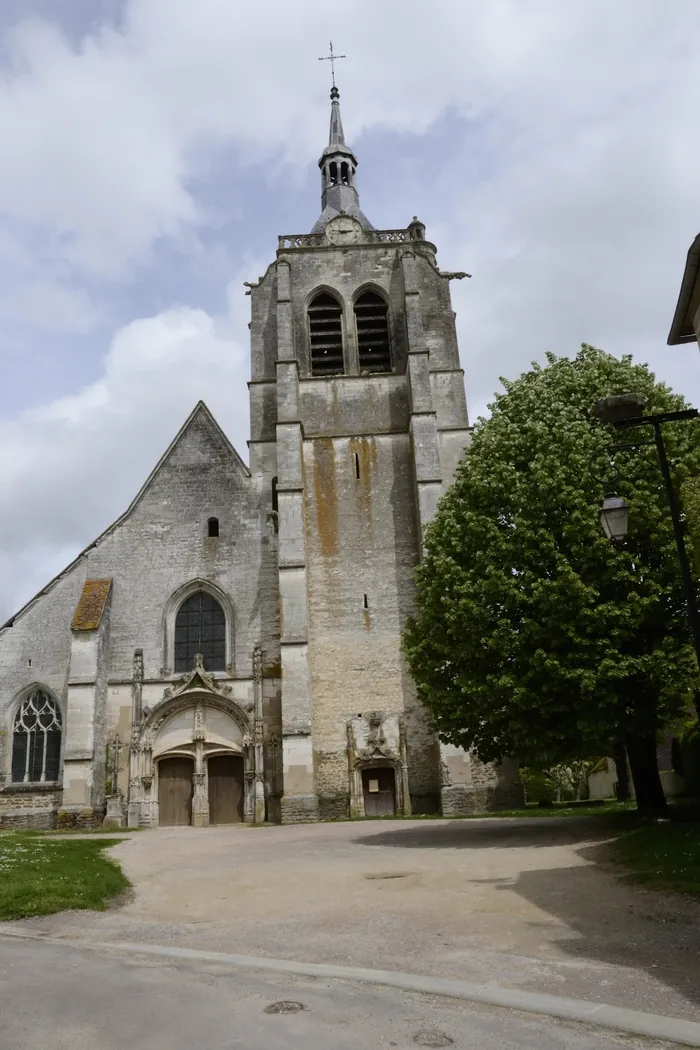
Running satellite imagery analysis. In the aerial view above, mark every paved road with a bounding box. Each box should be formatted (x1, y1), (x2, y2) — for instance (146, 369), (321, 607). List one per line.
(0, 934), (676, 1050)
(18, 816), (700, 1021)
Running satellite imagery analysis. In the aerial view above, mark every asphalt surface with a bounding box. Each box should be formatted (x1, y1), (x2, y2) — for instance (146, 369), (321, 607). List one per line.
(0, 934), (678, 1050)
(17, 817), (700, 1021)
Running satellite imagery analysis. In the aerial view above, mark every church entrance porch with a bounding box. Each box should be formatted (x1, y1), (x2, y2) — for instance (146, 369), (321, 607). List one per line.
(207, 754), (244, 825)
(127, 652), (267, 828)
(158, 756), (194, 826)
(361, 765), (396, 817)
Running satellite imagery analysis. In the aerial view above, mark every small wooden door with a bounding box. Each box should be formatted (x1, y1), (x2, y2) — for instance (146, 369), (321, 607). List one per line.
(158, 756), (194, 826)
(362, 766), (397, 817)
(208, 755), (245, 825)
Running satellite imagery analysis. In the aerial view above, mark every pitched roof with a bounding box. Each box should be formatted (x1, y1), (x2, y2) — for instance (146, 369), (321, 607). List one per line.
(668, 232), (700, 345)
(1, 402), (250, 632)
(71, 579), (112, 631)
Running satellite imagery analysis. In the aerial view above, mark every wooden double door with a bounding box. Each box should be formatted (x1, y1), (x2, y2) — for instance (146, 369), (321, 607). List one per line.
(158, 757), (194, 826)
(157, 754), (245, 826)
(362, 766), (397, 817)
(208, 755), (245, 825)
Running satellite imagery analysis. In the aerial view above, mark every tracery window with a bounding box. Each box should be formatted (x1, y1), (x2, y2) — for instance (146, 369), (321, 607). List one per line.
(174, 591), (226, 673)
(308, 292), (344, 376)
(11, 690), (62, 784)
(354, 291), (391, 373)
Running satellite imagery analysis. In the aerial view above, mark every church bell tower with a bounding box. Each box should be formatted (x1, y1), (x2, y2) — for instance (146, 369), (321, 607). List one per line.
(246, 76), (517, 822)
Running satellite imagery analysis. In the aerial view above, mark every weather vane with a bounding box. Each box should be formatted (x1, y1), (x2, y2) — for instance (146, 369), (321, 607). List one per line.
(318, 40), (346, 88)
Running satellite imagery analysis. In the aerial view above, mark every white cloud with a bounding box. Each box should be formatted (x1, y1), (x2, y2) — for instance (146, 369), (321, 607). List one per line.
(0, 294), (250, 620)
(2, 0), (700, 615)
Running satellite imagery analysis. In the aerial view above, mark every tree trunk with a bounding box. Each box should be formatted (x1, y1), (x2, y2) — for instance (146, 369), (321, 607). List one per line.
(625, 732), (667, 816)
(613, 744), (631, 801)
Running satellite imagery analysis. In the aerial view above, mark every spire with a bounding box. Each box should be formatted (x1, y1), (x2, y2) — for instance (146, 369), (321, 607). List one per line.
(311, 83), (374, 234)
(328, 85), (345, 148)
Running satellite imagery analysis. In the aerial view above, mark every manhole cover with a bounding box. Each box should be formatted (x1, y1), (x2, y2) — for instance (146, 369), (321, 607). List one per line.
(363, 872), (413, 880)
(264, 1001), (305, 1014)
(413, 1030), (454, 1047)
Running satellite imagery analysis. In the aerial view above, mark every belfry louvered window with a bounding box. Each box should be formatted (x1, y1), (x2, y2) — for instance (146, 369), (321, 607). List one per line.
(174, 592), (226, 672)
(308, 292), (345, 376)
(12, 690), (62, 783)
(355, 291), (391, 373)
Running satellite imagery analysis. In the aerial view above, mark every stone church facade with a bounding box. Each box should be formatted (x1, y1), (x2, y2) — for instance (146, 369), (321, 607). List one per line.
(0, 86), (522, 830)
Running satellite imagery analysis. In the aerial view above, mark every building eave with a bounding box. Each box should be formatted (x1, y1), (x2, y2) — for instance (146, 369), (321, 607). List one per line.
(668, 232), (700, 345)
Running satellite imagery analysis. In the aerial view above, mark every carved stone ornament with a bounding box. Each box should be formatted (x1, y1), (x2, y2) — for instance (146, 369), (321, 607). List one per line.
(133, 648), (144, 683)
(366, 712), (386, 750)
(253, 645), (264, 683)
(141, 775), (153, 790)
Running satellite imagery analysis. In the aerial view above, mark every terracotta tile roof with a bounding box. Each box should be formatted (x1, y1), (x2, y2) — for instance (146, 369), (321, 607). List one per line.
(71, 579), (112, 632)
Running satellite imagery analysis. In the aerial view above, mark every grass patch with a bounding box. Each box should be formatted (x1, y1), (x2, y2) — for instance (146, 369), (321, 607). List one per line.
(609, 818), (700, 896)
(459, 799), (636, 820)
(28, 826), (143, 836)
(329, 799), (637, 823)
(0, 833), (130, 920)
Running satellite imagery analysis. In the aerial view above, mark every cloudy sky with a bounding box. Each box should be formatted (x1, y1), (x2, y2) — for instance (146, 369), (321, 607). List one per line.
(0, 0), (699, 620)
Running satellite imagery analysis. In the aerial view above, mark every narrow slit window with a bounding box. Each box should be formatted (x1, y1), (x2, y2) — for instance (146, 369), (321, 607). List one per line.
(308, 292), (344, 376)
(271, 476), (278, 513)
(354, 291), (391, 373)
(207, 517), (219, 537)
(363, 594), (369, 609)
(354, 452), (360, 479)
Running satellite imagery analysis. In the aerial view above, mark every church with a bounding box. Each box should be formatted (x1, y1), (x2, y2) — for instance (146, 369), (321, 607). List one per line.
(0, 84), (522, 830)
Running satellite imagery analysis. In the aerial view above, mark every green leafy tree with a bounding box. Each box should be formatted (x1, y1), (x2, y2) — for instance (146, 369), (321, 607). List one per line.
(403, 346), (700, 815)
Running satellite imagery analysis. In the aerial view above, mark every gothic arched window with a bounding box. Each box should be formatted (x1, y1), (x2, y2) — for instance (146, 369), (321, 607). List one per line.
(355, 291), (391, 373)
(174, 592), (226, 672)
(308, 292), (345, 376)
(12, 690), (62, 784)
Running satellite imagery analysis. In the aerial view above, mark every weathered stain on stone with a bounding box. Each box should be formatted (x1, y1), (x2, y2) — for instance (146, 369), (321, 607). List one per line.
(312, 438), (338, 557)
(349, 436), (378, 526)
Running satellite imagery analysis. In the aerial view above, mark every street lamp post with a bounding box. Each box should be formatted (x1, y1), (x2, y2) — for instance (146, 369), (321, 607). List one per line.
(595, 394), (700, 692)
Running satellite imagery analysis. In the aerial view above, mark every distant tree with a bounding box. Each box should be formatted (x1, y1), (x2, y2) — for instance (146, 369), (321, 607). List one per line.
(682, 476), (700, 575)
(403, 346), (700, 815)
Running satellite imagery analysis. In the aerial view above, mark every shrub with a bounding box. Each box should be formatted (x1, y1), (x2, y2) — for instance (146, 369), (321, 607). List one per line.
(679, 723), (700, 796)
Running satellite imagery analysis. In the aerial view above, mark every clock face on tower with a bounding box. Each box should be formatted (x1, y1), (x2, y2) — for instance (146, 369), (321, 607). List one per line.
(325, 215), (363, 246)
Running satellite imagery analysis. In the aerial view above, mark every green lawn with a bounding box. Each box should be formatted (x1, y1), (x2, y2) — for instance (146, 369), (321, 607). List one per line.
(462, 799), (636, 820)
(609, 819), (700, 896)
(346, 798), (636, 822)
(0, 833), (130, 920)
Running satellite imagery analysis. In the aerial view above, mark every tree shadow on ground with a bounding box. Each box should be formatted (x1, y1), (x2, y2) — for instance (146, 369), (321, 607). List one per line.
(498, 838), (700, 1009)
(351, 817), (700, 1010)
(351, 815), (615, 851)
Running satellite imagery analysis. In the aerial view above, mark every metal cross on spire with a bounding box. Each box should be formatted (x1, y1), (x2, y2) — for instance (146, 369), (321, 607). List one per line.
(318, 40), (346, 88)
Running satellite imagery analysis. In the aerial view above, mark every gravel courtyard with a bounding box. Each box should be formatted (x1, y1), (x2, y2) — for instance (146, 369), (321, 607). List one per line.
(9, 816), (700, 1021)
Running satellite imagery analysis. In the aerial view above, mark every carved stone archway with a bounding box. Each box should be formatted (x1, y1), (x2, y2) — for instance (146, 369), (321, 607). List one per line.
(127, 652), (266, 827)
(346, 712), (411, 819)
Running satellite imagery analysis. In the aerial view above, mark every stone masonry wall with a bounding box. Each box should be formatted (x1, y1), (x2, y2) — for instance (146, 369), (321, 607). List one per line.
(0, 789), (62, 829)
(304, 431), (440, 811)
